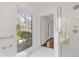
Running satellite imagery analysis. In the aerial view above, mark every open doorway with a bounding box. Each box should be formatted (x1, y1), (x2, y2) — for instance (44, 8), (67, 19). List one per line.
(40, 14), (54, 49)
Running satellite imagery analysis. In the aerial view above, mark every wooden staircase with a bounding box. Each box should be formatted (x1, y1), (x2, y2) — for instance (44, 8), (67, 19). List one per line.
(41, 37), (54, 48)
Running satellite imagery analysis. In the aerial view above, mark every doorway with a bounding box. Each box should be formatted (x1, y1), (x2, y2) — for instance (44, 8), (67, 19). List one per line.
(40, 14), (54, 49)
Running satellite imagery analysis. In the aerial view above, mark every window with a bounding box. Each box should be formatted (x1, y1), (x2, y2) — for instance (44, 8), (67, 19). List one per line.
(16, 8), (32, 52)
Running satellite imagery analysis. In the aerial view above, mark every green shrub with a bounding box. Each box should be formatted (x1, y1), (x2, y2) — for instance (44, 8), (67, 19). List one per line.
(17, 31), (31, 41)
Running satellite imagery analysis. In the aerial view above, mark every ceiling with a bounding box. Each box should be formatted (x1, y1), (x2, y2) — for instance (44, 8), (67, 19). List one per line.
(28, 2), (64, 11)
(27, 2), (79, 12)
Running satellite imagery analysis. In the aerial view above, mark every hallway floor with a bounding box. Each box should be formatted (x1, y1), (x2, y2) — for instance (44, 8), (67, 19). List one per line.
(29, 47), (55, 57)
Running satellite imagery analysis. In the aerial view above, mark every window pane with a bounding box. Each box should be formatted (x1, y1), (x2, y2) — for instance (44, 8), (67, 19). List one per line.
(16, 8), (32, 53)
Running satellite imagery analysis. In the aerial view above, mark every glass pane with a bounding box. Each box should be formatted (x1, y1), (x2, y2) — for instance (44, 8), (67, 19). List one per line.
(16, 8), (32, 53)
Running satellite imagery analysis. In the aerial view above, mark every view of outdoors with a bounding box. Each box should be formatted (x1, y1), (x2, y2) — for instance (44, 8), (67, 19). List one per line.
(16, 8), (32, 52)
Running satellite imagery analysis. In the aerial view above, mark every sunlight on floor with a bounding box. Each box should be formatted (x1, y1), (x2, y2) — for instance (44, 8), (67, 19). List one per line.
(29, 47), (55, 57)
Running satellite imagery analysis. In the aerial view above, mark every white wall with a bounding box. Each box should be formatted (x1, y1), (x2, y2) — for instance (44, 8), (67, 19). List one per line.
(61, 3), (79, 57)
(0, 3), (17, 57)
(41, 16), (48, 45)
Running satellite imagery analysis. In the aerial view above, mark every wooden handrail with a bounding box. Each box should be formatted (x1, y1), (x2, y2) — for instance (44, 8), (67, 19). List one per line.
(47, 37), (54, 42)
